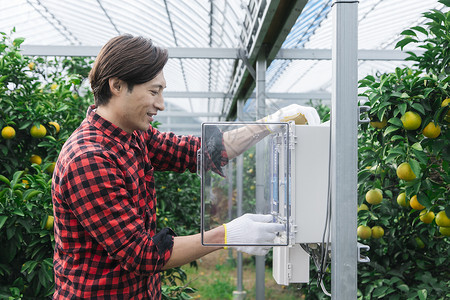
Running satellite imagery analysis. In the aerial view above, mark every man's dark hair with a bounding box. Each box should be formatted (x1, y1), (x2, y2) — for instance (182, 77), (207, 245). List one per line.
(89, 34), (169, 106)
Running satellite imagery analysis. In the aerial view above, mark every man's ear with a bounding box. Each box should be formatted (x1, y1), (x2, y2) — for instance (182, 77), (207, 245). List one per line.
(108, 77), (123, 96)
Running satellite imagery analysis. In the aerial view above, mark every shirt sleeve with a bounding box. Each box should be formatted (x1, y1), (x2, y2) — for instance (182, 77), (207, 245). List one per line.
(60, 151), (174, 276)
(144, 126), (228, 175)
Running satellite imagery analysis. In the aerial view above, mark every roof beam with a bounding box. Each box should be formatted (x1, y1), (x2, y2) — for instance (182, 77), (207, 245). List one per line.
(164, 91), (331, 100)
(21, 45), (422, 61)
(226, 0), (309, 120)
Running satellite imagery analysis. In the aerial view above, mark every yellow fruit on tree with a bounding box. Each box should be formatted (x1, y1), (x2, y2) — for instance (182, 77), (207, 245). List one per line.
(396, 162), (416, 181)
(365, 188), (383, 205)
(45, 216), (54, 230)
(358, 204), (369, 212)
(439, 226), (450, 237)
(396, 192), (408, 207)
(422, 122), (441, 138)
(435, 211), (450, 227)
(1, 126), (16, 139)
(419, 210), (435, 224)
(30, 124), (47, 138)
(401, 111), (422, 130)
(48, 121), (60, 133)
(415, 237), (425, 249)
(410, 195), (425, 210)
(357, 225), (372, 239)
(50, 83), (58, 91)
(370, 117), (388, 129)
(28, 62), (35, 70)
(442, 98), (450, 122)
(29, 154), (42, 165)
(371, 226), (384, 239)
(46, 162), (56, 174)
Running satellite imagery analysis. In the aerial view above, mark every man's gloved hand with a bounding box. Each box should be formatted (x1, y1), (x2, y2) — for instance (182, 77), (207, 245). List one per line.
(264, 104), (321, 132)
(223, 214), (285, 256)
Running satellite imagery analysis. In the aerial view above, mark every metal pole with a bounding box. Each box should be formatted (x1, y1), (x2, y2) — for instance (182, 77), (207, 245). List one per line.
(255, 50), (266, 300)
(331, 1), (358, 299)
(232, 99), (246, 300)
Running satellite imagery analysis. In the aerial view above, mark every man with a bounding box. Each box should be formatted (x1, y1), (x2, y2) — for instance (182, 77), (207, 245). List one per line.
(52, 34), (320, 299)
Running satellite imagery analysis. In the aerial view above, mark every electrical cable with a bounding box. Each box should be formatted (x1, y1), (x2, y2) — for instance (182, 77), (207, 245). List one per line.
(317, 113), (333, 296)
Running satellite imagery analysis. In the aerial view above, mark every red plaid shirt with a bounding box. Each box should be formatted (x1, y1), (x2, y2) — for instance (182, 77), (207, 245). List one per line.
(52, 105), (226, 299)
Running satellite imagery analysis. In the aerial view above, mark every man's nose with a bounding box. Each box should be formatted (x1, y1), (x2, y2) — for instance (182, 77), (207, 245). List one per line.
(155, 96), (165, 111)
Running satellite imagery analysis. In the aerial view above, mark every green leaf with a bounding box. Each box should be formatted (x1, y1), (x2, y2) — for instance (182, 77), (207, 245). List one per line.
(391, 135), (404, 141)
(411, 142), (423, 151)
(384, 125), (400, 136)
(409, 159), (421, 178)
(12, 37), (25, 47)
(0, 215), (7, 229)
(411, 26), (429, 36)
(12, 208), (24, 217)
(372, 286), (389, 298)
(417, 289), (428, 300)
(395, 37), (418, 50)
(23, 189), (42, 201)
(400, 29), (417, 37)
(18, 120), (32, 130)
(411, 103), (425, 115)
(397, 284), (409, 292)
(388, 118), (403, 127)
(10, 171), (24, 188)
(411, 149), (428, 165)
(0, 175), (10, 186)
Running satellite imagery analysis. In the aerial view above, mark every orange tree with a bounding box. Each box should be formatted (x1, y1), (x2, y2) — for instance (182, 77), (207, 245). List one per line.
(0, 29), (93, 298)
(356, 2), (449, 299)
(1, 30), (198, 299)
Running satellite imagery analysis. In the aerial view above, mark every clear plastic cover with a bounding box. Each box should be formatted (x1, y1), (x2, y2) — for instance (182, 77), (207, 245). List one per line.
(199, 122), (290, 246)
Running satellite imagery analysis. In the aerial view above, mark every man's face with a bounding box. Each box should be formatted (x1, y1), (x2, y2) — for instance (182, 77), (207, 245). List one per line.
(115, 71), (166, 133)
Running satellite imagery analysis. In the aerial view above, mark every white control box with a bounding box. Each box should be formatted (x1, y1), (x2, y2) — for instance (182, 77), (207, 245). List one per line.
(273, 123), (330, 285)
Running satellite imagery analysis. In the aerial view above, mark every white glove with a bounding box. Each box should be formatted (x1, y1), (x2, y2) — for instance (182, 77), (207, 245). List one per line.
(223, 214), (285, 256)
(264, 104), (321, 132)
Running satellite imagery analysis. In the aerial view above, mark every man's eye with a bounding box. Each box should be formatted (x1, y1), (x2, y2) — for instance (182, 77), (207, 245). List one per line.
(150, 90), (159, 95)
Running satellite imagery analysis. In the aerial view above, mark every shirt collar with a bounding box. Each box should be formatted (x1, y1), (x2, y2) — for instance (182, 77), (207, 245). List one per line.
(86, 105), (140, 150)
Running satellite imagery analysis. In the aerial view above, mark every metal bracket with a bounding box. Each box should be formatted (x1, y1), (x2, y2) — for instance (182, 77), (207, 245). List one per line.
(358, 105), (371, 124)
(357, 242), (370, 263)
(238, 48), (256, 80)
(196, 149), (202, 177)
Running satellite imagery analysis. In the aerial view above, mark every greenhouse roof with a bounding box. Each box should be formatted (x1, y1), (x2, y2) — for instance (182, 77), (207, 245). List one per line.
(0, 0), (447, 135)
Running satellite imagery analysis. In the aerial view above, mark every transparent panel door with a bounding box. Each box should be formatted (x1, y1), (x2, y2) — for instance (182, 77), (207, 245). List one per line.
(199, 122), (291, 246)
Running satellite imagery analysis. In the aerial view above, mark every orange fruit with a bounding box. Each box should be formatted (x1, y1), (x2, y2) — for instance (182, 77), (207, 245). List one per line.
(358, 204), (369, 212)
(401, 111), (421, 130)
(410, 195), (425, 210)
(371, 226), (384, 239)
(370, 117), (388, 129)
(48, 121), (60, 133)
(357, 225), (372, 239)
(30, 124), (47, 138)
(435, 211), (450, 227)
(1, 126), (16, 139)
(439, 226), (450, 237)
(442, 98), (450, 122)
(396, 192), (408, 207)
(422, 122), (441, 138)
(30, 154), (42, 165)
(419, 210), (435, 224)
(396, 162), (416, 181)
(365, 189), (383, 205)
(46, 162), (56, 174)
(415, 237), (425, 249)
(44, 216), (54, 230)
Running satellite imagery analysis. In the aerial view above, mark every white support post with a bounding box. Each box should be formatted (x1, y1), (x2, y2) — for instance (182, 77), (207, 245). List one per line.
(255, 51), (267, 300)
(331, 1), (358, 300)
